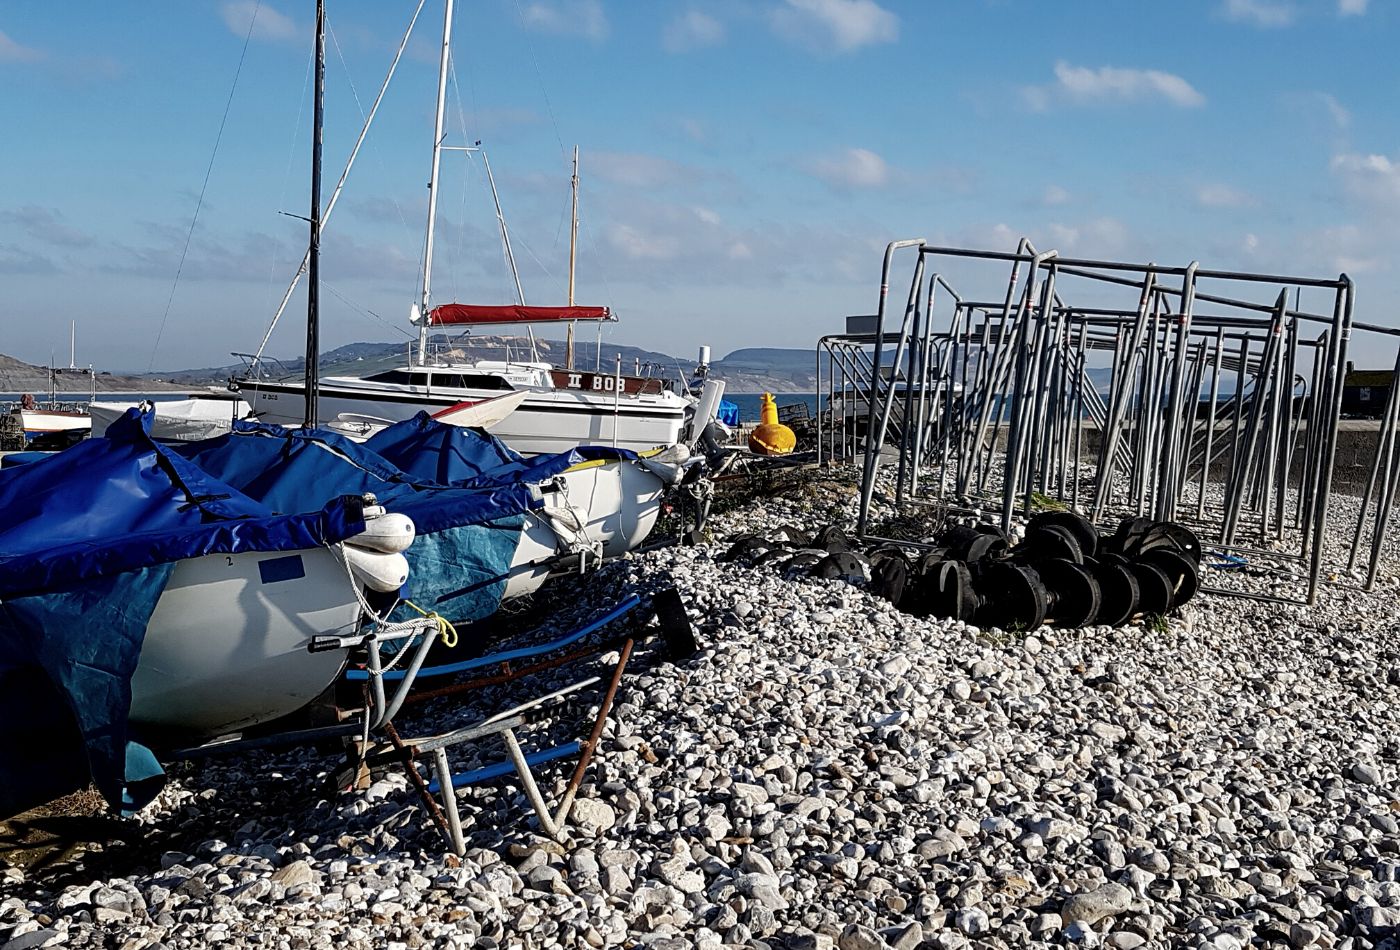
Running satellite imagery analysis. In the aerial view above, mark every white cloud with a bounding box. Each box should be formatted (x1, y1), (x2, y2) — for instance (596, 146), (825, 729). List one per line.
(1025, 62), (1206, 110)
(1041, 185), (1071, 207)
(1280, 91), (1350, 131)
(606, 223), (683, 262)
(1311, 224), (1381, 273)
(520, 0), (608, 41)
(219, 1), (300, 42)
(1339, 0), (1369, 15)
(1331, 152), (1400, 204)
(0, 28), (45, 63)
(805, 147), (890, 189)
(1219, 0), (1297, 27)
(951, 218), (1132, 259)
(1316, 92), (1351, 128)
(590, 151), (696, 189)
(0, 206), (94, 247)
(1195, 183), (1258, 209)
(771, 0), (898, 54)
(1242, 233), (1260, 253)
(664, 10), (725, 53)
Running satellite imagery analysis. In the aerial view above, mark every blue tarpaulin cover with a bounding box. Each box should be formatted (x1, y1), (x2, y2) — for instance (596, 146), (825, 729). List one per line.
(364, 411), (642, 488)
(717, 399), (740, 427)
(173, 417), (559, 622)
(0, 409), (370, 817)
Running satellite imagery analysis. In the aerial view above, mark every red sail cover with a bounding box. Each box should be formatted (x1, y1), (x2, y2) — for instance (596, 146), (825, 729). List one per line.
(429, 304), (612, 326)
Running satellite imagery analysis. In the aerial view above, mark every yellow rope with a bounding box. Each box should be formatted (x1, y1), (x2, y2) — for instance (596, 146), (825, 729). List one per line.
(402, 599), (458, 649)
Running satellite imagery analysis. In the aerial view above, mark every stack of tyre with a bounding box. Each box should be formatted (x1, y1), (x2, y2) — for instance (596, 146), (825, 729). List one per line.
(877, 512), (1201, 631)
(722, 512), (1202, 632)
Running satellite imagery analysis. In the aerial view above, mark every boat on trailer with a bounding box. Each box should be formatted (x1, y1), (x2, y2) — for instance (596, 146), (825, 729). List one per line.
(0, 404), (695, 818)
(11, 405), (89, 446)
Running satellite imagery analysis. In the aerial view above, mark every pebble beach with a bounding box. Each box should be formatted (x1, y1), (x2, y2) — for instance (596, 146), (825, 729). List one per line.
(2, 470), (1399, 950)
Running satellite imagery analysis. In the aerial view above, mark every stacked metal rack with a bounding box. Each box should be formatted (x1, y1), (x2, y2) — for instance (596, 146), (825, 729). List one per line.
(828, 238), (1381, 606)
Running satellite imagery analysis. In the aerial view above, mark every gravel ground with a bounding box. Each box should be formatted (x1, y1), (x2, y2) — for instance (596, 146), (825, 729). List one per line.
(3, 468), (1400, 950)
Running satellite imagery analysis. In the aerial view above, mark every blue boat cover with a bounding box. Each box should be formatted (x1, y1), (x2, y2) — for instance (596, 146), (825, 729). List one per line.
(363, 411), (642, 489)
(363, 413), (522, 484)
(173, 417), (554, 622)
(0, 409), (370, 817)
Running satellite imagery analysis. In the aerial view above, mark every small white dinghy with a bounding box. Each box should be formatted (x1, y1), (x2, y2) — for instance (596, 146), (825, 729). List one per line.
(502, 448), (680, 598)
(324, 390), (528, 442)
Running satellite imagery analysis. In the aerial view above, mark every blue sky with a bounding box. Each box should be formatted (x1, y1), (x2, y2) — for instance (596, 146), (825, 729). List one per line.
(2, 0), (1398, 372)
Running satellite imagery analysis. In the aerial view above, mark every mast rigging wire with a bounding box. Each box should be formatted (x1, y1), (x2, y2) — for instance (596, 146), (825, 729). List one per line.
(147, 0), (263, 372)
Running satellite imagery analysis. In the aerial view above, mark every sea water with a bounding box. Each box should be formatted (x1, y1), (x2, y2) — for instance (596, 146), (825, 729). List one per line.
(725, 392), (819, 424)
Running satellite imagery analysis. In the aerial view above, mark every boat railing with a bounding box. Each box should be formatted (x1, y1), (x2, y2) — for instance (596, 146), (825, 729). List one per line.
(423, 335), (679, 396)
(3, 398), (91, 414)
(230, 352), (296, 382)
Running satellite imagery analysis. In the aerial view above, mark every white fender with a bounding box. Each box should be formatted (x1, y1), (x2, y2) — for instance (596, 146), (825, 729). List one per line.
(346, 511), (416, 554)
(342, 545), (409, 592)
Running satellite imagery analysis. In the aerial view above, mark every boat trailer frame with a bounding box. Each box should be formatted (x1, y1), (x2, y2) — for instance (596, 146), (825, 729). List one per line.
(168, 588), (696, 854)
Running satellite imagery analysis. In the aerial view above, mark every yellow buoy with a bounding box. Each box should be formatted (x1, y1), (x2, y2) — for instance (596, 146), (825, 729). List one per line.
(748, 392), (796, 456)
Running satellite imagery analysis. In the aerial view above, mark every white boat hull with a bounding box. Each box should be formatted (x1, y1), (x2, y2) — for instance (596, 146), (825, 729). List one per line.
(15, 408), (90, 440)
(128, 547), (359, 737)
(243, 379), (687, 455)
(504, 457), (665, 598)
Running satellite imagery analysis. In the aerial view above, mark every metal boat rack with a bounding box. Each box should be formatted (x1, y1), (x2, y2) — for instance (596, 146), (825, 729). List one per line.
(169, 588), (696, 854)
(823, 238), (1400, 606)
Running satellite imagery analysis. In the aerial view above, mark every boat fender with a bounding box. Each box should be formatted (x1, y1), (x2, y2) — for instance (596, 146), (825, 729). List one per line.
(361, 504), (388, 520)
(342, 545), (410, 593)
(638, 443), (691, 485)
(345, 512), (416, 554)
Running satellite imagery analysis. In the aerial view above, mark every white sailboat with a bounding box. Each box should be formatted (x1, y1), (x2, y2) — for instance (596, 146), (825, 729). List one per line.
(238, 0), (692, 455)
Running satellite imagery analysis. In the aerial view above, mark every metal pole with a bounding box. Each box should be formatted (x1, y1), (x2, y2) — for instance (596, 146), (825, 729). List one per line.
(1307, 278), (1353, 603)
(415, 0), (455, 364)
(302, 0), (325, 428)
(857, 239), (925, 537)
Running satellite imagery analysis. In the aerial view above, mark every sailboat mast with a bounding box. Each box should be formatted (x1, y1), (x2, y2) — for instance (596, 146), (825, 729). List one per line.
(566, 145), (578, 370)
(481, 151), (526, 307)
(303, 0), (326, 427)
(416, 0), (455, 365)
